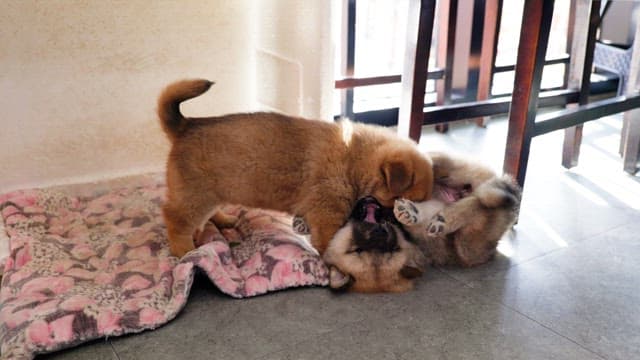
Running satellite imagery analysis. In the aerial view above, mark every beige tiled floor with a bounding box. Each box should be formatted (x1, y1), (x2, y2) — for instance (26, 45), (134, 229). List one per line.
(40, 114), (640, 360)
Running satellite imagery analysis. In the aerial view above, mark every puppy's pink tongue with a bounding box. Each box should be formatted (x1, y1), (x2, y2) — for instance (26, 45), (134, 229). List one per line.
(438, 187), (458, 203)
(364, 204), (378, 223)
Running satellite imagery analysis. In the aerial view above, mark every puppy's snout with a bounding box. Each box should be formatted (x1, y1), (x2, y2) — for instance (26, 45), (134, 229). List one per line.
(353, 222), (399, 253)
(370, 225), (388, 240)
(370, 223), (398, 252)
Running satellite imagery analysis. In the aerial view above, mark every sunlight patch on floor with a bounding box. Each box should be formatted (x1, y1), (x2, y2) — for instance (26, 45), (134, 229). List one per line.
(560, 176), (610, 207)
(573, 168), (640, 210)
(497, 237), (515, 257)
(527, 210), (569, 248)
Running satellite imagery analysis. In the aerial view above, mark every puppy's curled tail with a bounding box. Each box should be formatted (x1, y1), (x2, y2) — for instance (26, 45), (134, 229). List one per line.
(158, 79), (214, 141)
(475, 175), (522, 209)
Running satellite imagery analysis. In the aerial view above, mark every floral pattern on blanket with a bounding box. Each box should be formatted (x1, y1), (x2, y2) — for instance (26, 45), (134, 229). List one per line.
(0, 174), (328, 359)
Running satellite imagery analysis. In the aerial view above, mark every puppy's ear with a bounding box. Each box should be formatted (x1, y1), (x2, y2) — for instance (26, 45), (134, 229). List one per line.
(400, 265), (423, 279)
(428, 152), (452, 180)
(329, 266), (353, 291)
(381, 160), (413, 195)
(400, 251), (426, 279)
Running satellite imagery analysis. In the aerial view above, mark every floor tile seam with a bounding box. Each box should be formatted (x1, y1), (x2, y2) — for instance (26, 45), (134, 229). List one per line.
(496, 246), (567, 275)
(521, 218), (636, 267)
(473, 218), (635, 283)
(570, 218), (637, 245)
(457, 280), (609, 359)
(108, 340), (122, 360)
(422, 275), (609, 360)
(449, 248), (568, 285)
(493, 300), (608, 360)
(435, 266), (475, 285)
(99, 339), (121, 360)
(523, 203), (636, 242)
(436, 222), (627, 285)
(248, 315), (372, 360)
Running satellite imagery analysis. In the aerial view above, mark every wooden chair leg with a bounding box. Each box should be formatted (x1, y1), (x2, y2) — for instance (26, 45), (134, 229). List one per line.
(622, 109), (640, 174)
(474, 0), (501, 128)
(562, 124), (584, 168)
(435, 124), (449, 133)
(561, 0), (600, 169)
(398, 0), (437, 142)
(338, 0), (356, 120)
(434, 0), (457, 135)
(621, 14), (640, 174)
(503, 0), (555, 187)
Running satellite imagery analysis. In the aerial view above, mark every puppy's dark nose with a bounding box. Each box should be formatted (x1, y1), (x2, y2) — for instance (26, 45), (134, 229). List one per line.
(370, 223), (398, 252)
(370, 226), (387, 240)
(353, 222), (399, 253)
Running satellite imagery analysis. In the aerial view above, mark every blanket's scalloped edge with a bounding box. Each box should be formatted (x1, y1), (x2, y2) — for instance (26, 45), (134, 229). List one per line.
(26, 262), (328, 359)
(25, 263), (196, 360)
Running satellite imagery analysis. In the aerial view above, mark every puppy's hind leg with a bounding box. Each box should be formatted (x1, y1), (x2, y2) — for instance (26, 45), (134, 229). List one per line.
(211, 211), (239, 229)
(163, 194), (219, 258)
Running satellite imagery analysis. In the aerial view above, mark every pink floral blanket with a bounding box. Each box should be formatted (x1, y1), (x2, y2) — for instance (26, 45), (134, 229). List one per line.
(0, 174), (328, 359)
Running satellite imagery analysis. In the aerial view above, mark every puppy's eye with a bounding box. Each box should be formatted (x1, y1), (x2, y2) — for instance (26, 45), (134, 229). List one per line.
(347, 247), (364, 254)
(463, 184), (472, 191)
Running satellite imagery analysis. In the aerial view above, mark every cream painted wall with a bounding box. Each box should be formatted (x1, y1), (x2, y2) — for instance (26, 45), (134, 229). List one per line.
(255, 0), (335, 120)
(0, 0), (334, 192)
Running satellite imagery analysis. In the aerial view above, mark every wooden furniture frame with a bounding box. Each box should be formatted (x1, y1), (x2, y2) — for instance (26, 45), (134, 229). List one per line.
(336, 0), (640, 188)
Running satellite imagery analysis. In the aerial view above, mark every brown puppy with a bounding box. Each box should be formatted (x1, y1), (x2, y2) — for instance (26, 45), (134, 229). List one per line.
(394, 151), (521, 267)
(158, 79), (433, 258)
(294, 197), (425, 293)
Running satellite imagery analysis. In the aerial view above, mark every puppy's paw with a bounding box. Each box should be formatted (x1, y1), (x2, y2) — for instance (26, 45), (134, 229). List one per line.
(427, 214), (447, 236)
(292, 216), (311, 235)
(329, 266), (353, 291)
(394, 198), (419, 225)
(211, 212), (239, 229)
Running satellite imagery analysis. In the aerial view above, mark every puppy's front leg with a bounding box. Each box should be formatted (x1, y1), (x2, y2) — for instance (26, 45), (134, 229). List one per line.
(394, 199), (420, 225)
(427, 197), (479, 236)
(307, 219), (344, 255)
(304, 206), (350, 255)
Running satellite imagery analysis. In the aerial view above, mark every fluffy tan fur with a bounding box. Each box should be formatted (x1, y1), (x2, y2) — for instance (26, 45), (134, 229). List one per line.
(323, 224), (425, 293)
(158, 79), (433, 258)
(396, 152), (521, 267)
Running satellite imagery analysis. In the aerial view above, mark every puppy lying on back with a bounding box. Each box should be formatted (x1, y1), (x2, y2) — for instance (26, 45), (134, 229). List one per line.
(394, 152), (521, 267)
(296, 152), (520, 291)
(293, 197), (425, 293)
(158, 79), (433, 258)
